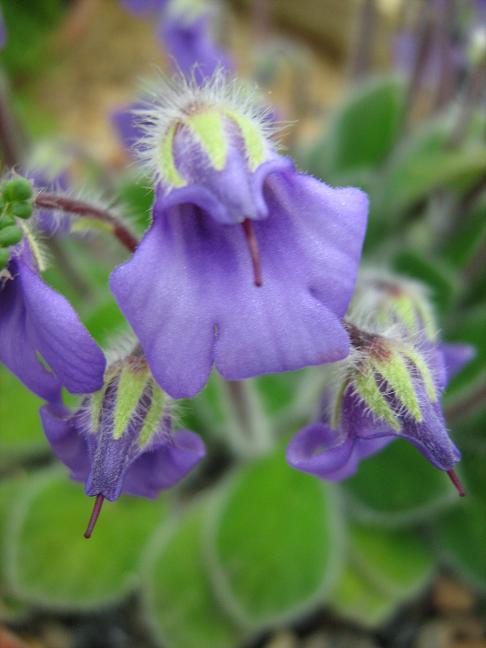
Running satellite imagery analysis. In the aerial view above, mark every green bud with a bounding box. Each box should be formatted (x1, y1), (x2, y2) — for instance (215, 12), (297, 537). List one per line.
(0, 225), (23, 248)
(10, 201), (33, 220)
(0, 214), (15, 229)
(0, 248), (10, 270)
(3, 178), (34, 202)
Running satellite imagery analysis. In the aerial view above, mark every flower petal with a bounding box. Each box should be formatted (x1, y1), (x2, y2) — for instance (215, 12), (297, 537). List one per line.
(122, 429), (206, 498)
(264, 170), (369, 317)
(286, 422), (393, 481)
(40, 403), (90, 482)
(19, 259), (106, 395)
(0, 268), (62, 401)
(440, 342), (475, 383)
(110, 212), (217, 398)
(160, 14), (233, 82)
(111, 166), (366, 397)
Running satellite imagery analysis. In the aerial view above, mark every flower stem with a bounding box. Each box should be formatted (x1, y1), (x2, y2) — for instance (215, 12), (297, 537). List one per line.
(34, 192), (139, 253)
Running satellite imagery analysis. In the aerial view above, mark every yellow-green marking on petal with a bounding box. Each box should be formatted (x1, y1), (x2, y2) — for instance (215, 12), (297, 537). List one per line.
(353, 365), (400, 431)
(373, 351), (422, 422)
(139, 382), (166, 448)
(227, 110), (266, 170)
(187, 110), (227, 171)
(113, 367), (148, 439)
(159, 123), (186, 188)
(403, 347), (437, 402)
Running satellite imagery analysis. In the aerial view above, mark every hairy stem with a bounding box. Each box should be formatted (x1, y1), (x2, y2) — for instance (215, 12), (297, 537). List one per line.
(34, 192), (139, 253)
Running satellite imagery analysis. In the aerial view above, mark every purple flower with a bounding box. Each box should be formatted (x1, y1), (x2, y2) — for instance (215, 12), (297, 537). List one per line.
(159, 8), (233, 83)
(287, 326), (473, 491)
(0, 239), (105, 401)
(121, 0), (233, 83)
(111, 101), (149, 156)
(121, 0), (168, 15)
(110, 77), (368, 398)
(40, 351), (205, 536)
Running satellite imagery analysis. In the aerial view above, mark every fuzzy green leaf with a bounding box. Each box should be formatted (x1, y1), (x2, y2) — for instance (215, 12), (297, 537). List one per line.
(0, 369), (48, 464)
(330, 563), (400, 628)
(205, 449), (344, 629)
(142, 500), (241, 648)
(5, 467), (167, 609)
(350, 524), (434, 597)
(344, 440), (456, 526)
(437, 495), (486, 589)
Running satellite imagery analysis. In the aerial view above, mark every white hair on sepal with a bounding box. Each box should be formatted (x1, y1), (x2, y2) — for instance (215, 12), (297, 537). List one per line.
(102, 330), (140, 366)
(132, 67), (287, 182)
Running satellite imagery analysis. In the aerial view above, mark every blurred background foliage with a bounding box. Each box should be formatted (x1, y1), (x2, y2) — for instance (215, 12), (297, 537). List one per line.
(0, 1), (485, 647)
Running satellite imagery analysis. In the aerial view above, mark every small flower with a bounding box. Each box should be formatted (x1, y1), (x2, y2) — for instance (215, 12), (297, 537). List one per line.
(40, 349), (205, 537)
(350, 270), (437, 340)
(111, 101), (149, 157)
(287, 321), (474, 494)
(159, 0), (233, 83)
(0, 218), (105, 401)
(110, 75), (368, 398)
(287, 302), (473, 495)
(122, 0), (233, 83)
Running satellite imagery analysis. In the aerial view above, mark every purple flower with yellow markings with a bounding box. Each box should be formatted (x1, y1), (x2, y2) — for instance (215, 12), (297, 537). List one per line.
(110, 75), (368, 398)
(40, 349), (205, 537)
(0, 236), (105, 401)
(287, 273), (475, 495)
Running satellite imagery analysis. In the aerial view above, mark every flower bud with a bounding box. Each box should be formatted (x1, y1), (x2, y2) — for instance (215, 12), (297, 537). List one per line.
(334, 324), (437, 434)
(11, 201), (33, 220)
(2, 177), (34, 202)
(0, 224), (23, 248)
(40, 349), (206, 537)
(0, 248), (9, 270)
(350, 271), (437, 340)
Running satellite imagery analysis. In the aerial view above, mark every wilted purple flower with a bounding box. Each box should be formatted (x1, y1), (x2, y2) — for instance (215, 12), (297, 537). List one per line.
(40, 350), (205, 537)
(110, 76), (368, 398)
(287, 323), (473, 495)
(0, 238), (105, 401)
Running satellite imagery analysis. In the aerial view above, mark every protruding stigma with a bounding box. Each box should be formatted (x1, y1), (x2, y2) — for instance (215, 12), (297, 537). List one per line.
(84, 494), (105, 539)
(242, 218), (262, 287)
(447, 469), (466, 497)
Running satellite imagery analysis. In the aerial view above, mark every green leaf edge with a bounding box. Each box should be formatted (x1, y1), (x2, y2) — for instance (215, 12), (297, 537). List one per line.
(3, 466), (159, 611)
(202, 467), (347, 632)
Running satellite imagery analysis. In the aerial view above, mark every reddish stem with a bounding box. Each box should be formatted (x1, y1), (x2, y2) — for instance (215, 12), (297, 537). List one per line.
(447, 469), (466, 498)
(84, 494), (105, 539)
(34, 193), (139, 253)
(242, 218), (262, 287)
